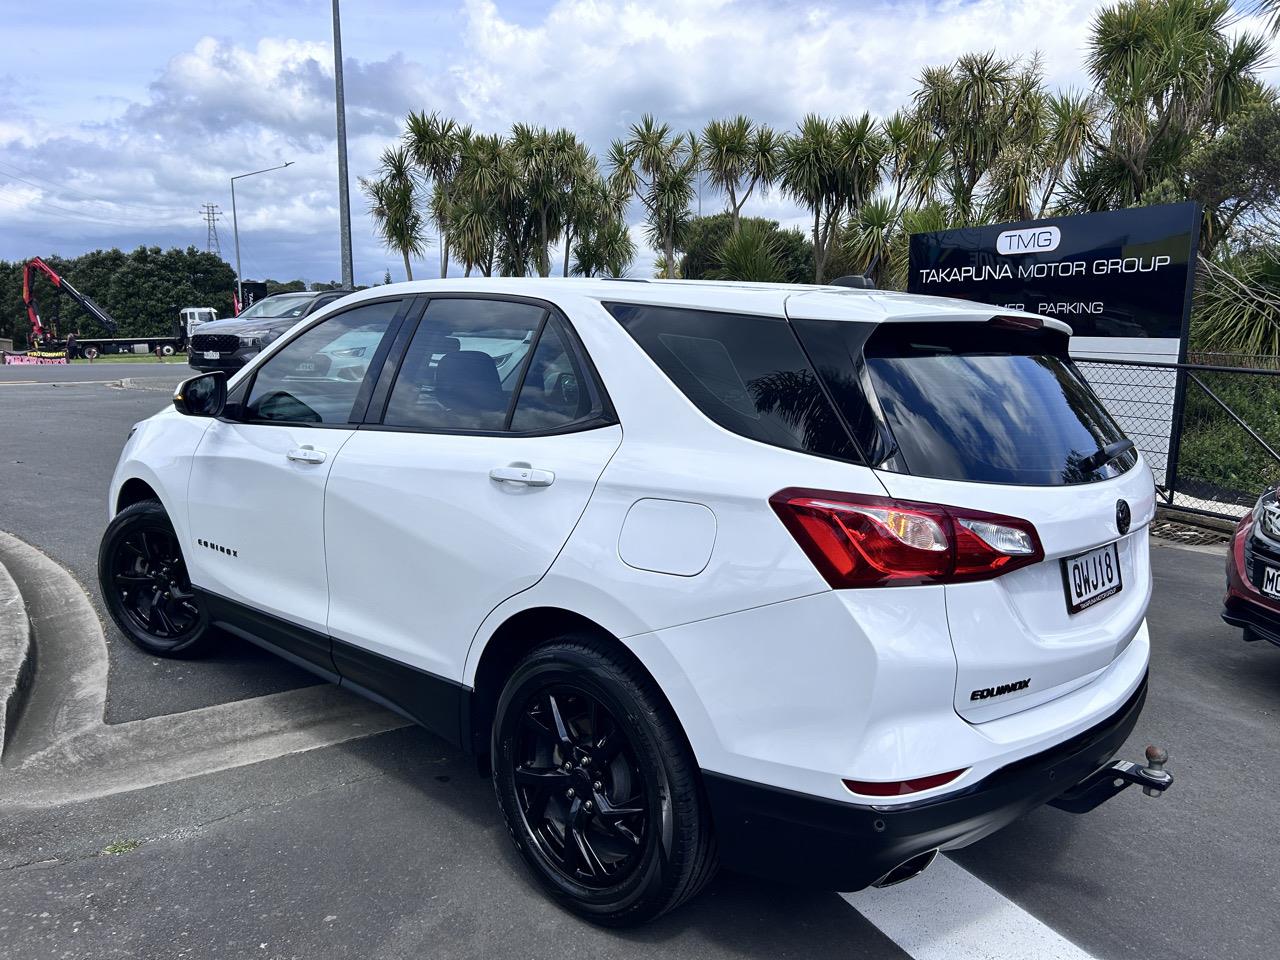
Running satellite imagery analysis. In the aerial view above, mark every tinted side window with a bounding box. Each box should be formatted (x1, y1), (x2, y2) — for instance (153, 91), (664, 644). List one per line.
(383, 298), (546, 432)
(604, 302), (859, 461)
(510, 317), (603, 432)
(244, 299), (400, 425)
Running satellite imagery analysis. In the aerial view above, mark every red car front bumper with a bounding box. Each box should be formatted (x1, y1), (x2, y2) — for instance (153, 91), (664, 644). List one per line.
(1222, 514), (1280, 647)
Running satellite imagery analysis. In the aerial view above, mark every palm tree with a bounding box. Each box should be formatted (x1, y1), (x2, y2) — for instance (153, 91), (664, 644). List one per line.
(404, 111), (466, 276)
(700, 116), (784, 231)
(780, 114), (885, 283)
(1259, 1), (1280, 35)
(914, 51), (1049, 222)
(707, 219), (786, 282)
(1077, 0), (1270, 208)
(572, 213), (636, 278)
(564, 169), (627, 278)
(359, 145), (426, 281)
(610, 116), (699, 279)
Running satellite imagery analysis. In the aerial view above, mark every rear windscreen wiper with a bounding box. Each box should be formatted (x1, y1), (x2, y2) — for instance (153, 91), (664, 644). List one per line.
(1080, 438), (1135, 474)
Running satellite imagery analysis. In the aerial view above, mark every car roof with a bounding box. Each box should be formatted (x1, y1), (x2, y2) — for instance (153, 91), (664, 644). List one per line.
(328, 277), (1071, 335)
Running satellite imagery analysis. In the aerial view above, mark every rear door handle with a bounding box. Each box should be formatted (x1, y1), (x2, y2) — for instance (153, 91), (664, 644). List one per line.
(287, 445), (327, 464)
(489, 465), (555, 486)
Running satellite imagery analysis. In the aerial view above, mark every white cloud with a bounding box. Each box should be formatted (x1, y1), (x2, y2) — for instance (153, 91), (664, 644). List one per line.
(0, 0), (1276, 284)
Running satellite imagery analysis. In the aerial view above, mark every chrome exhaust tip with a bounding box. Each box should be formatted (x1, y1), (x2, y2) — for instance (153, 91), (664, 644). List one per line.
(872, 849), (938, 888)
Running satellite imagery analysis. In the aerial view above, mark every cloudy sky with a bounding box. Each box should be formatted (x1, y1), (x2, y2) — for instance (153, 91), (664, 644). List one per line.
(2, 0), (1276, 286)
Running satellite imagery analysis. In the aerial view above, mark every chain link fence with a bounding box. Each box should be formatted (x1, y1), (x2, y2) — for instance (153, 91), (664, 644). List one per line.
(1077, 356), (1280, 521)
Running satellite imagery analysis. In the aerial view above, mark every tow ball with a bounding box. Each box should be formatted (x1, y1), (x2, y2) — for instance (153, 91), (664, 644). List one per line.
(1048, 746), (1174, 814)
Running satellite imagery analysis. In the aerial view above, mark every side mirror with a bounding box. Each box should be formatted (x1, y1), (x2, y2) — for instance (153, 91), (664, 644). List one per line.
(173, 372), (226, 417)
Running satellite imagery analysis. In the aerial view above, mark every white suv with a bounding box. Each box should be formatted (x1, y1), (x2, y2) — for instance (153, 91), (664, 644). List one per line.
(99, 278), (1167, 925)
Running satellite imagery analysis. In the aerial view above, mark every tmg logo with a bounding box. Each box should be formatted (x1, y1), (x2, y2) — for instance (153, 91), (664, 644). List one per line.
(996, 225), (1061, 256)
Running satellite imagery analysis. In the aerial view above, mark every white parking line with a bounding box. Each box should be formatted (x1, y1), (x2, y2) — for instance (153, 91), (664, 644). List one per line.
(842, 855), (1096, 960)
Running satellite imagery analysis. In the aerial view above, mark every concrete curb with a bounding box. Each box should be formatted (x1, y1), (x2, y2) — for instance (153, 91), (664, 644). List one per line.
(0, 529), (409, 806)
(0, 557), (34, 759)
(0, 530), (109, 766)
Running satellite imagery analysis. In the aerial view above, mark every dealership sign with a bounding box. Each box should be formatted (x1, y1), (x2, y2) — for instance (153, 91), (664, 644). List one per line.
(908, 202), (1199, 355)
(909, 203), (1201, 490)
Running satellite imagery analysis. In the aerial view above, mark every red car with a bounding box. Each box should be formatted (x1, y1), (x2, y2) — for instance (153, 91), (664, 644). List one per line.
(1223, 487), (1280, 646)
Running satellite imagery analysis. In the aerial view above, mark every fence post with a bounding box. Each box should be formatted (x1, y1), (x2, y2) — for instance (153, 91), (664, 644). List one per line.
(1164, 367), (1188, 506)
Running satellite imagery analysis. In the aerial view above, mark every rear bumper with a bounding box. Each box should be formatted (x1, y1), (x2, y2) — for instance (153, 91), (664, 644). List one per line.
(703, 673), (1148, 891)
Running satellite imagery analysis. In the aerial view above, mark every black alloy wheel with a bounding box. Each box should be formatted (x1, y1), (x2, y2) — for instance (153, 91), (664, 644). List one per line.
(492, 637), (717, 925)
(98, 499), (213, 657)
(513, 683), (649, 888)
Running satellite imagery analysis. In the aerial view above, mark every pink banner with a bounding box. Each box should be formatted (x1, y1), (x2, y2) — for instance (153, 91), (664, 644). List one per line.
(3, 354), (68, 365)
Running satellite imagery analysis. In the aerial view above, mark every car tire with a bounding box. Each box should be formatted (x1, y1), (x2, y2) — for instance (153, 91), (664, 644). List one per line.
(161, 344), (176, 357)
(492, 636), (718, 926)
(82, 345), (99, 360)
(98, 499), (214, 658)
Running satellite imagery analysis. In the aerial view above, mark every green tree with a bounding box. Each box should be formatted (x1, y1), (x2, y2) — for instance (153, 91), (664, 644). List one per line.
(914, 51), (1050, 221)
(360, 144), (427, 281)
(679, 213), (813, 284)
(780, 113), (885, 283)
(404, 111), (467, 277)
(568, 174), (633, 278)
(707, 219), (787, 282)
(610, 115), (699, 279)
(1070, 0), (1270, 210)
(700, 116), (784, 231)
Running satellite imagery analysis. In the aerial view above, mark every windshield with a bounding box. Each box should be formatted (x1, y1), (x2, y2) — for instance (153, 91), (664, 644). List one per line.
(237, 294), (315, 320)
(858, 322), (1138, 486)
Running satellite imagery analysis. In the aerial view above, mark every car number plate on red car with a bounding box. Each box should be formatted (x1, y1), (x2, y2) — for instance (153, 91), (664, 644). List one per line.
(1262, 566), (1280, 600)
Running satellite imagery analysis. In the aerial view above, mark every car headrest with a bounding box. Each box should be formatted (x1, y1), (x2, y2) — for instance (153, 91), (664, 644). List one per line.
(434, 350), (504, 410)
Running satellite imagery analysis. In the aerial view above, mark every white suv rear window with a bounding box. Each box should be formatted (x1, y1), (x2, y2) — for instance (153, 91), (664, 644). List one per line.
(862, 323), (1138, 486)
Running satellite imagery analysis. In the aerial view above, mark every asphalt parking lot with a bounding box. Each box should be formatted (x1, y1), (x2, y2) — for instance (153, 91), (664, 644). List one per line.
(2, 362), (1278, 960)
(0, 362), (318, 723)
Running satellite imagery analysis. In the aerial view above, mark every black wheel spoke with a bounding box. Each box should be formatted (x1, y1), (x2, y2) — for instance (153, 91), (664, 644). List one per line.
(594, 730), (622, 764)
(110, 522), (200, 645)
(569, 822), (607, 879)
(545, 693), (575, 750)
(515, 765), (569, 792)
(510, 682), (648, 890)
(153, 599), (179, 636)
(597, 813), (643, 846)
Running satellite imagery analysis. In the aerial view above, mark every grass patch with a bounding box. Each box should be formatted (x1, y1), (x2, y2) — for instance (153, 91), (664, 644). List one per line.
(1177, 371), (1280, 500)
(101, 839), (144, 855)
(72, 355), (185, 364)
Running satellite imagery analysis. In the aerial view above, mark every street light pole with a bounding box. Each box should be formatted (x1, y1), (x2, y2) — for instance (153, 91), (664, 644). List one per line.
(332, 0), (354, 289)
(229, 161), (294, 311)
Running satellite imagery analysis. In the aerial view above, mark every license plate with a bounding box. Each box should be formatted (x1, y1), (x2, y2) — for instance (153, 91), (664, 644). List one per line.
(202, 351), (220, 360)
(1061, 542), (1123, 614)
(1262, 566), (1280, 600)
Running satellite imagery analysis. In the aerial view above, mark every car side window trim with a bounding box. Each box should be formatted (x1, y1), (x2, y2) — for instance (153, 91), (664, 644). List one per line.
(500, 309), (550, 431)
(363, 292), (617, 438)
(356, 295), (429, 425)
(232, 295), (412, 429)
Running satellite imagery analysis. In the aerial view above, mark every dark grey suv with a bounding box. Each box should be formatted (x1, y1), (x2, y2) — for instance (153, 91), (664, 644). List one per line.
(188, 290), (353, 373)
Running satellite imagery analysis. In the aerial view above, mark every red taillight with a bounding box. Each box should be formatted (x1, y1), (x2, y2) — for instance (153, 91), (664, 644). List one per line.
(843, 768), (966, 797)
(770, 488), (1044, 587)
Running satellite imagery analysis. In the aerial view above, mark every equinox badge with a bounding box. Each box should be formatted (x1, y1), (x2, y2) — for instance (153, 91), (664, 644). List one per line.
(970, 678), (1031, 701)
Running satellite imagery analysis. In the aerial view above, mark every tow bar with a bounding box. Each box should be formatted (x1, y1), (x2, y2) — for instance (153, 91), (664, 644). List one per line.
(1049, 746), (1174, 814)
